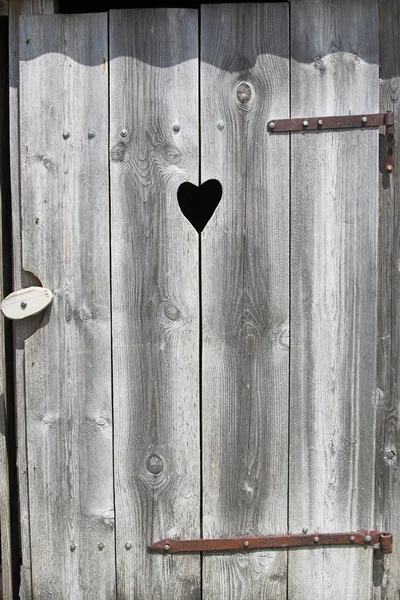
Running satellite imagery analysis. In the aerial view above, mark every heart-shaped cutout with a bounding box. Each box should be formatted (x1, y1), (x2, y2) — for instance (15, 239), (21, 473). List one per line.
(177, 179), (223, 233)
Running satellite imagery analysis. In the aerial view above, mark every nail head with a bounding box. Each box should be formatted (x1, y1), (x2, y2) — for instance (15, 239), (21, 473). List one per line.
(314, 537), (319, 544)
(303, 120), (309, 127)
(21, 301), (27, 309)
(125, 542), (132, 550)
(120, 129), (128, 138)
(243, 541), (249, 548)
(88, 129), (96, 139)
(217, 120), (225, 130)
(172, 124), (181, 132)
(269, 122), (276, 130)
(98, 543), (104, 550)
(302, 527), (308, 534)
(62, 130), (70, 140)
(365, 534), (372, 543)
(362, 116), (368, 123)
(350, 536), (356, 543)
(318, 120), (323, 126)
(164, 544), (170, 552)
(70, 543), (76, 552)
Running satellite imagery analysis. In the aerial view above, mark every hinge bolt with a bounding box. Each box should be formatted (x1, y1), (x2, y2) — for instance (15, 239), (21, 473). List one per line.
(120, 129), (128, 138)
(303, 120), (309, 127)
(269, 122), (276, 130)
(164, 544), (170, 552)
(361, 116), (368, 124)
(314, 537), (319, 544)
(365, 534), (372, 544)
(318, 120), (323, 126)
(350, 536), (355, 543)
(243, 541), (249, 548)
(386, 164), (394, 173)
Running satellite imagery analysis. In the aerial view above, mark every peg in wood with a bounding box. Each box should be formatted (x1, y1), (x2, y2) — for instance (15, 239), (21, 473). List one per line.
(1, 286), (53, 320)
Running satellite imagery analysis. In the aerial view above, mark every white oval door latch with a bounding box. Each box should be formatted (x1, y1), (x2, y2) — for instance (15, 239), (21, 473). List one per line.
(1, 286), (53, 320)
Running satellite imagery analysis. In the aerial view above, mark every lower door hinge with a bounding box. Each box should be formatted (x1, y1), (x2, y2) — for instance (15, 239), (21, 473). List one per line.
(150, 530), (393, 554)
(267, 111), (395, 173)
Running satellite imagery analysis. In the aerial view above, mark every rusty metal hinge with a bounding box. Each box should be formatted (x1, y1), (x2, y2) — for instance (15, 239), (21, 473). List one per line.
(267, 111), (395, 173)
(150, 530), (393, 554)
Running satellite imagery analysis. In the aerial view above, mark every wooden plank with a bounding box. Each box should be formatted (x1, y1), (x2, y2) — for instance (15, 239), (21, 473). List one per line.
(0, 14), (13, 598)
(19, 14), (115, 598)
(201, 4), (289, 598)
(289, 1), (379, 598)
(110, 9), (201, 599)
(9, 2), (57, 597)
(375, 1), (400, 597)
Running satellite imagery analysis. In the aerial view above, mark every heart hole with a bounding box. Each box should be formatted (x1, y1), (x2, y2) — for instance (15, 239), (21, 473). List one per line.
(177, 179), (223, 233)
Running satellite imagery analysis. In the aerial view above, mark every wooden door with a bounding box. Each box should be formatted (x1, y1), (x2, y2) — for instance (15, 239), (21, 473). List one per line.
(15, 3), (382, 598)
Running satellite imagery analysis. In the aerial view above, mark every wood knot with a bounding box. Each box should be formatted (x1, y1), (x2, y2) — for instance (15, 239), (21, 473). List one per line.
(146, 454), (164, 475)
(110, 142), (127, 163)
(159, 143), (183, 166)
(164, 303), (182, 321)
(236, 82), (252, 104)
(78, 307), (92, 322)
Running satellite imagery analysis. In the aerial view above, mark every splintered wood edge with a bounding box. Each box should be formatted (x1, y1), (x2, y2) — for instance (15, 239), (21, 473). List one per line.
(1, 286), (53, 320)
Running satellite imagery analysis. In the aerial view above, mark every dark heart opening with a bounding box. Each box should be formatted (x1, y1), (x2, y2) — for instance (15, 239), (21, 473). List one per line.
(177, 179), (223, 233)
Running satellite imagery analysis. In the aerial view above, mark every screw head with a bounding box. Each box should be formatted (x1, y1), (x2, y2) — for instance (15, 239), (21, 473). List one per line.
(303, 120), (309, 127)
(386, 164), (394, 173)
(120, 129), (128, 138)
(172, 124), (181, 132)
(217, 120), (225, 130)
(70, 543), (76, 552)
(164, 544), (170, 552)
(21, 301), (27, 309)
(88, 129), (96, 139)
(125, 542), (132, 550)
(318, 119), (323, 126)
(98, 542), (104, 550)
(269, 122), (276, 130)
(361, 116), (368, 124)
(302, 527), (308, 534)
(314, 537), (319, 544)
(243, 541), (249, 548)
(350, 536), (356, 543)
(365, 534), (372, 544)
(62, 130), (70, 140)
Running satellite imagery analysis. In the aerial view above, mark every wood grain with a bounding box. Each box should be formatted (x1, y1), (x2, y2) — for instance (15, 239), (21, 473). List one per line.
(375, 1), (400, 597)
(201, 4), (290, 598)
(289, 1), (379, 598)
(19, 14), (115, 598)
(110, 9), (201, 599)
(9, 2), (57, 597)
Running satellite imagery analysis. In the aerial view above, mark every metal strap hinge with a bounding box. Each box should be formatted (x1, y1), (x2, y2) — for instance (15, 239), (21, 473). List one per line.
(267, 111), (395, 173)
(150, 530), (393, 554)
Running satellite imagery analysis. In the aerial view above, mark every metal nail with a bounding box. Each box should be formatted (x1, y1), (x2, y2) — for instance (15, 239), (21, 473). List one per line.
(172, 124), (181, 132)
(243, 541), (249, 548)
(269, 122), (276, 130)
(303, 120), (309, 127)
(386, 164), (394, 173)
(164, 544), (170, 552)
(350, 536), (355, 543)
(361, 116), (368, 123)
(98, 543), (104, 550)
(120, 129), (128, 138)
(125, 542), (132, 550)
(21, 301), (27, 309)
(62, 130), (70, 140)
(217, 120), (225, 130)
(302, 527), (308, 534)
(70, 543), (76, 552)
(88, 129), (96, 139)
(365, 535), (372, 543)
(314, 537), (319, 544)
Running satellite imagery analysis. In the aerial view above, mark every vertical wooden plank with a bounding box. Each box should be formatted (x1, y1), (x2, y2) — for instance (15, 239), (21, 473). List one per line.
(201, 4), (289, 598)
(375, 1), (400, 597)
(9, 2), (57, 596)
(289, 1), (379, 598)
(110, 9), (201, 599)
(19, 14), (115, 598)
(0, 14), (13, 598)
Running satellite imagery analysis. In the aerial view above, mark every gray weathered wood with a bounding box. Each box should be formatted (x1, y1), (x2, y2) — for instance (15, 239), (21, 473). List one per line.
(110, 9), (201, 599)
(374, 1), (400, 597)
(289, 1), (379, 598)
(19, 14), (115, 598)
(0, 15), (12, 599)
(201, 4), (289, 598)
(9, 2), (57, 596)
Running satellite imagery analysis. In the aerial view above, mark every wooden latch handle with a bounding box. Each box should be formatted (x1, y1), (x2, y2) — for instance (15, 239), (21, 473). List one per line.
(1, 286), (53, 320)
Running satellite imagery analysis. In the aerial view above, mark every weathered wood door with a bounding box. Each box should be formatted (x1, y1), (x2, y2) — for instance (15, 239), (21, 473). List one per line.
(15, 2), (383, 598)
